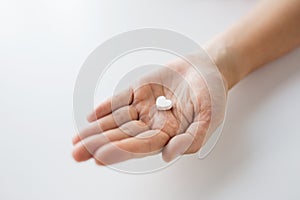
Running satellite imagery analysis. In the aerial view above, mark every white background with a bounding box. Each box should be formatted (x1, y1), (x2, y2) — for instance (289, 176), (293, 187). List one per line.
(1, 0), (299, 199)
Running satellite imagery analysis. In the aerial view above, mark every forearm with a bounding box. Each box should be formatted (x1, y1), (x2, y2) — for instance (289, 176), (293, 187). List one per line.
(205, 0), (300, 89)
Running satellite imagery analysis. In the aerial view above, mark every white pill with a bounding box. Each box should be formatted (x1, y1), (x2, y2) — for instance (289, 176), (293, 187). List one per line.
(156, 96), (173, 111)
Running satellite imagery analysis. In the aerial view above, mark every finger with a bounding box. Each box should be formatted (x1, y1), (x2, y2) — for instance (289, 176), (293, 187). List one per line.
(73, 106), (138, 144)
(87, 87), (133, 122)
(72, 120), (149, 162)
(93, 130), (170, 165)
(162, 120), (209, 162)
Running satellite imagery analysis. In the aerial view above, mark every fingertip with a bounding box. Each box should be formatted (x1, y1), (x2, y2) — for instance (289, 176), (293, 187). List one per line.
(162, 154), (172, 163)
(162, 149), (180, 163)
(72, 142), (93, 162)
(86, 114), (95, 123)
(72, 135), (80, 145)
(72, 149), (83, 162)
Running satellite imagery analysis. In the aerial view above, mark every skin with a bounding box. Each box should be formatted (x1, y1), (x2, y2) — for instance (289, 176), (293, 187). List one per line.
(72, 0), (300, 165)
(73, 60), (212, 164)
(205, 0), (300, 89)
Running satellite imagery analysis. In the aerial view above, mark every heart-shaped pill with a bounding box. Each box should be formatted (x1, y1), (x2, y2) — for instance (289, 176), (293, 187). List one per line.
(156, 96), (172, 111)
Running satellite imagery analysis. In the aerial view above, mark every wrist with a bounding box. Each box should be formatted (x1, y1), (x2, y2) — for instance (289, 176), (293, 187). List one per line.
(204, 38), (243, 90)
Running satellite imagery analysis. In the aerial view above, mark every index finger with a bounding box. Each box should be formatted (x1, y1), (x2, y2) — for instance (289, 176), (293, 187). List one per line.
(87, 87), (134, 122)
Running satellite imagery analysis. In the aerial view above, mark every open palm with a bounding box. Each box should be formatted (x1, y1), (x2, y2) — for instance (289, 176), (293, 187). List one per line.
(72, 59), (212, 165)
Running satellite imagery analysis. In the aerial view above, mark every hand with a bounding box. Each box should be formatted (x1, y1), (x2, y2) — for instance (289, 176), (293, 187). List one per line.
(72, 58), (214, 165)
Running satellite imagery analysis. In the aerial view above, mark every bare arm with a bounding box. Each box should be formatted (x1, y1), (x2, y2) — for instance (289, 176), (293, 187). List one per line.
(205, 0), (300, 89)
(72, 0), (300, 165)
